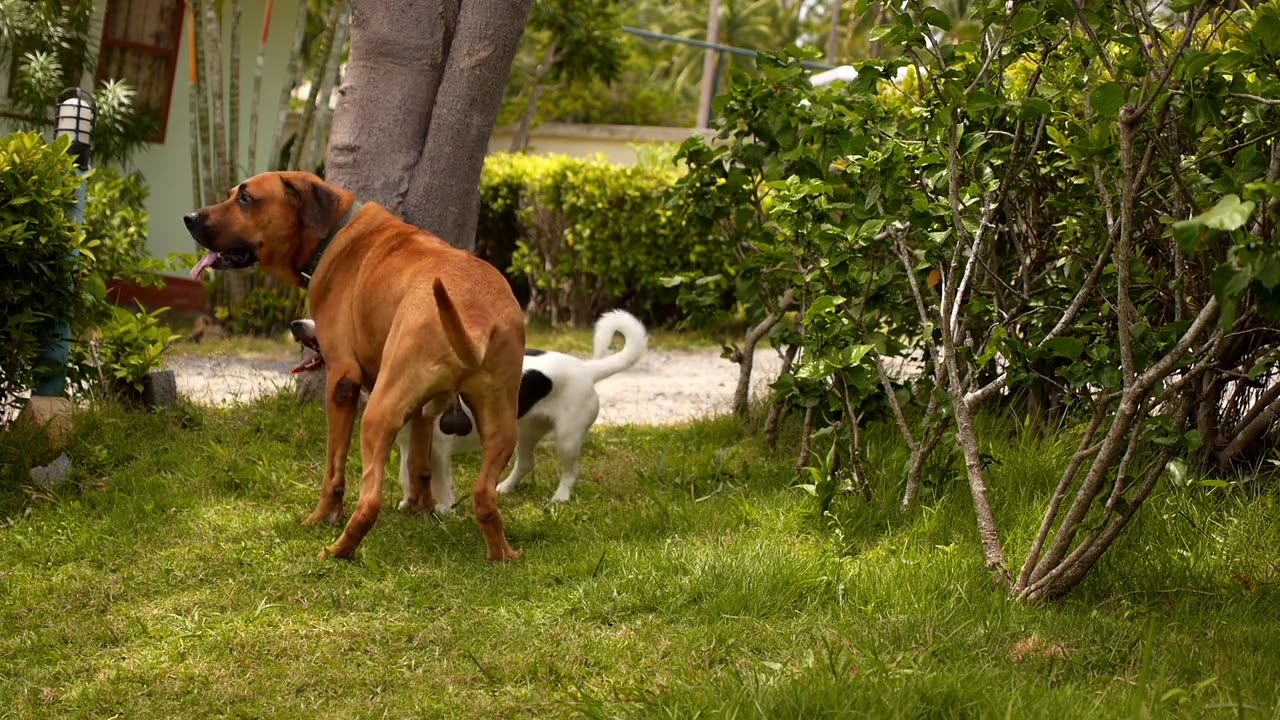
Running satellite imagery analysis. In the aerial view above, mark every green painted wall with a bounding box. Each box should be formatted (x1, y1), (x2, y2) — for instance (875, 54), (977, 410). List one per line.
(139, 0), (305, 262)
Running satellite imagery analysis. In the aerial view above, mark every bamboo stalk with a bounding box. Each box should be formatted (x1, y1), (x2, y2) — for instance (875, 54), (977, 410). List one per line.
(190, 0), (216, 205)
(271, 0), (310, 170)
(247, 0), (275, 174)
(203, 0), (230, 195)
(303, 2), (349, 172)
(228, 0), (242, 180)
(292, 1), (342, 171)
(186, 1), (204, 209)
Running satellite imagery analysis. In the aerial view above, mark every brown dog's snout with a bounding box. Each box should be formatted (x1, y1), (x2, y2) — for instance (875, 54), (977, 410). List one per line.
(184, 211), (207, 244)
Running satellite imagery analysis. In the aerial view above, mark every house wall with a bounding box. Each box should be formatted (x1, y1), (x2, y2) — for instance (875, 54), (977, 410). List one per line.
(0, 0), (304, 263)
(138, 0), (304, 261)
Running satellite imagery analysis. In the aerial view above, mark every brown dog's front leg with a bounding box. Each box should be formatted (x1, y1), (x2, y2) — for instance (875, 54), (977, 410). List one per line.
(327, 389), (408, 559)
(304, 373), (362, 528)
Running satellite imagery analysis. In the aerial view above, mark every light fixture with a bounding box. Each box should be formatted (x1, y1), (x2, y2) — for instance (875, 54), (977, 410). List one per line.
(55, 87), (95, 170)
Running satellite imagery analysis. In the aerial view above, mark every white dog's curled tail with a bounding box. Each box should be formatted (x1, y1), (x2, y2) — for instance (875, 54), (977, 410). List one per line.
(585, 309), (648, 383)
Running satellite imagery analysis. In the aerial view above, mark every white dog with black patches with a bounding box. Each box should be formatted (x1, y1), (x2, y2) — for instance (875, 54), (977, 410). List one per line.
(290, 310), (647, 512)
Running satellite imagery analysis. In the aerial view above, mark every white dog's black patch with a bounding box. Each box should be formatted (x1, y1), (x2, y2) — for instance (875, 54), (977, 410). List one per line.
(517, 369), (553, 416)
(525, 348), (547, 356)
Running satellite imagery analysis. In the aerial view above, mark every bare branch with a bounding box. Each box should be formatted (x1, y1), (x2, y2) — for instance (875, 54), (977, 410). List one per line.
(1015, 405), (1106, 592)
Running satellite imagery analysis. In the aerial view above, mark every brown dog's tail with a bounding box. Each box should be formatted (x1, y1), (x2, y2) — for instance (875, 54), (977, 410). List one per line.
(433, 278), (479, 366)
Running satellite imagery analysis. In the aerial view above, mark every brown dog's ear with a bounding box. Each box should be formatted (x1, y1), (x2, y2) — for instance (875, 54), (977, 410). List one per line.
(281, 174), (341, 240)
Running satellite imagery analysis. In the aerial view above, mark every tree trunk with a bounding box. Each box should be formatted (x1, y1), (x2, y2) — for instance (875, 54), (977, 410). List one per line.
(825, 0), (842, 64)
(731, 288), (795, 417)
(695, 0), (721, 129)
(764, 344), (799, 448)
(327, 0), (532, 250)
(509, 39), (558, 153)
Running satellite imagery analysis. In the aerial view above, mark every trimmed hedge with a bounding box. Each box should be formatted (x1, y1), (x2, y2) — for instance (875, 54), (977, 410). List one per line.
(0, 133), (84, 414)
(478, 153), (732, 327)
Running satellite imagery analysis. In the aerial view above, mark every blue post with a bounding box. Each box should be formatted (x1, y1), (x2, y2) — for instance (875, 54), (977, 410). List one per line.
(32, 88), (94, 399)
(32, 179), (86, 397)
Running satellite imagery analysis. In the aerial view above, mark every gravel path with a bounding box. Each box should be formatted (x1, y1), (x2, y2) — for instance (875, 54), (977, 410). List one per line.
(168, 349), (785, 426)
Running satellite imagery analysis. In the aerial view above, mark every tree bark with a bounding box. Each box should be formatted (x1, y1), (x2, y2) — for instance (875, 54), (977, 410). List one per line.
(764, 344), (799, 448)
(731, 288), (795, 417)
(695, 0), (721, 129)
(825, 0), (842, 64)
(327, 0), (532, 250)
(190, 0), (216, 205)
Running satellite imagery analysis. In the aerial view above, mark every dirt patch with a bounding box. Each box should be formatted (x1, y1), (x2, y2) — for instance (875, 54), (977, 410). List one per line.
(167, 349), (785, 426)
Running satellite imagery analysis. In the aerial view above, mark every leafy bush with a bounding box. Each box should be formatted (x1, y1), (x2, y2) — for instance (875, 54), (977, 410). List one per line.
(480, 152), (733, 326)
(212, 283), (307, 337)
(0, 132), (85, 415)
(671, 1), (1280, 601)
(0, 132), (176, 413)
(84, 167), (162, 285)
(90, 306), (181, 395)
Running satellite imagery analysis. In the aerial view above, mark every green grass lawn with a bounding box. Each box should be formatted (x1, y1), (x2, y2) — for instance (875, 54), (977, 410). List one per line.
(1, 396), (1278, 719)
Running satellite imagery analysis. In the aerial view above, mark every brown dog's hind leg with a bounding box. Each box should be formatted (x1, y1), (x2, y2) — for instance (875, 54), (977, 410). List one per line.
(326, 367), (451, 559)
(326, 394), (405, 559)
(464, 390), (522, 562)
(305, 371), (362, 527)
(400, 409), (435, 514)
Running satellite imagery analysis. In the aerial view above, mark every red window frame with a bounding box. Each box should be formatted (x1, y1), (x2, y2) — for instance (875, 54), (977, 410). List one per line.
(94, 0), (186, 143)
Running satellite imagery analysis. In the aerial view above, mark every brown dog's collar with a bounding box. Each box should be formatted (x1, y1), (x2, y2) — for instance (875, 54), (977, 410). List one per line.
(301, 200), (363, 288)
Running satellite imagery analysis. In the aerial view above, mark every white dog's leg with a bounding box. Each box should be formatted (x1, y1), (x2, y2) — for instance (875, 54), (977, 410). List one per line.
(496, 427), (543, 495)
(550, 427), (589, 503)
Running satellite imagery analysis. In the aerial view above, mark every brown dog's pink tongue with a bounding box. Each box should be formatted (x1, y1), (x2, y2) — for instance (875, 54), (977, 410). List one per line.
(191, 252), (220, 280)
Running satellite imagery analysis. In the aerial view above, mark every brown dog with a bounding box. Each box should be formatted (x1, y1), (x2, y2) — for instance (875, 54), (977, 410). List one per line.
(184, 171), (525, 562)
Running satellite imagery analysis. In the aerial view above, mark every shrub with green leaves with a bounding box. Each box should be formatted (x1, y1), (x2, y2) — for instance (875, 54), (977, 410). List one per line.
(84, 167), (161, 285)
(1, 132), (176, 412)
(671, 1), (1280, 601)
(0, 132), (84, 415)
(212, 283), (307, 338)
(480, 152), (732, 326)
(91, 305), (181, 396)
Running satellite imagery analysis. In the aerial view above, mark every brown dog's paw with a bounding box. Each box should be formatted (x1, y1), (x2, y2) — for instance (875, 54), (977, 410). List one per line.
(488, 547), (522, 563)
(323, 543), (357, 561)
(303, 505), (345, 527)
